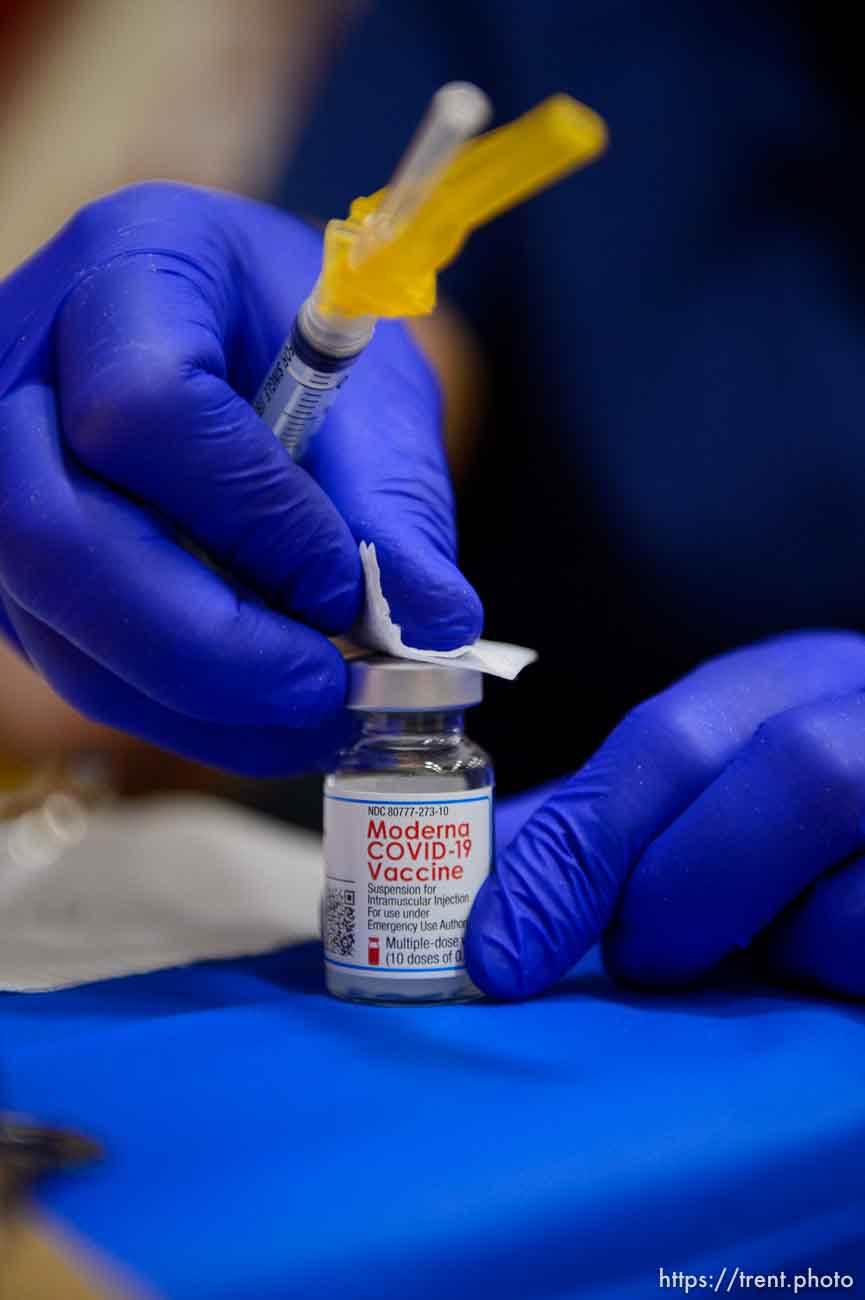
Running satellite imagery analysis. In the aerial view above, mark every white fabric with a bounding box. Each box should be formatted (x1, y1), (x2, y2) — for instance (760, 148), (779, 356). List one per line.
(354, 541), (537, 680)
(0, 795), (321, 992)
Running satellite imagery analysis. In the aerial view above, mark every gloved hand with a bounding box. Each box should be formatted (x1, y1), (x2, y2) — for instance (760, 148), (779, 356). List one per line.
(466, 631), (865, 1000)
(0, 183), (481, 774)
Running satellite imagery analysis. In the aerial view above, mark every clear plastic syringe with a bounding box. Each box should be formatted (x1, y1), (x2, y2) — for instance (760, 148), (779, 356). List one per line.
(253, 82), (492, 460)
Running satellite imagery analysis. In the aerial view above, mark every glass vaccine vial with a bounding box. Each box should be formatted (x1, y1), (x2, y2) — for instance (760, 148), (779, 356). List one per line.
(323, 656), (494, 1004)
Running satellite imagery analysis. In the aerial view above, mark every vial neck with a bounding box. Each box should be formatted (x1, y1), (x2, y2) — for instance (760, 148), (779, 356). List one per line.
(359, 711), (465, 738)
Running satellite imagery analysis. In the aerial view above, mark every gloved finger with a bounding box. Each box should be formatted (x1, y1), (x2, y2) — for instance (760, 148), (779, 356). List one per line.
(304, 320), (484, 651)
(1, 595), (352, 776)
(0, 383), (346, 727)
(494, 780), (567, 851)
(760, 853), (865, 998)
(466, 631), (865, 999)
(604, 688), (865, 987)
(57, 256), (361, 634)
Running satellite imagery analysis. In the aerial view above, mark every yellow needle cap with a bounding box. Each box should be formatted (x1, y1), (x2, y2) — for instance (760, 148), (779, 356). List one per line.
(317, 94), (608, 320)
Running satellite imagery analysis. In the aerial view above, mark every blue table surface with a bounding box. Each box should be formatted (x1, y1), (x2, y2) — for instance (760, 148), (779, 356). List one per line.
(2, 944), (865, 1300)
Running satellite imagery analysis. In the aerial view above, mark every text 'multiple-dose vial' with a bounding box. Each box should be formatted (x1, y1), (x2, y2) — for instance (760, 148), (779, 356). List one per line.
(323, 656), (493, 1004)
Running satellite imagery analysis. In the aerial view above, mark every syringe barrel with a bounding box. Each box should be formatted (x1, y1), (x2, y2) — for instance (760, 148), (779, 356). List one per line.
(253, 301), (373, 460)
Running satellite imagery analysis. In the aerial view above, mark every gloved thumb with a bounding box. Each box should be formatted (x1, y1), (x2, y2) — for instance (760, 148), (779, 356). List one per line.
(304, 320), (483, 651)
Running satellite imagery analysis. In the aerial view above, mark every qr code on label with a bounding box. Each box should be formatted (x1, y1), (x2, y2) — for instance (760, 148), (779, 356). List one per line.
(325, 887), (356, 957)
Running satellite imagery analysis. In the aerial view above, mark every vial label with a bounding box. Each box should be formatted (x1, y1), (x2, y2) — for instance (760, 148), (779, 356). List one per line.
(323, 788), (493, 979)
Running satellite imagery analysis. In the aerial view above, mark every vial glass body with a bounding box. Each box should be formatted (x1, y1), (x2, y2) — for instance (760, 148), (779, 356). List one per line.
(323, 710), (494, 1004)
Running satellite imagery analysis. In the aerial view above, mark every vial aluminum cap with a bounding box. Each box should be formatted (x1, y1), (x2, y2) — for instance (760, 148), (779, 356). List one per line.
(346, 655), (483, 712)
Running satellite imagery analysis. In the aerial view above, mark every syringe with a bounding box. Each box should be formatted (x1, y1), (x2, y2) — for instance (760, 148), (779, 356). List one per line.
(253, 82), (492, 460)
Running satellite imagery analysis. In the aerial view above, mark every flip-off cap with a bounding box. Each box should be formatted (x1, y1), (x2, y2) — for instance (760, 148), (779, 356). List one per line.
(347, 655), (483, 712)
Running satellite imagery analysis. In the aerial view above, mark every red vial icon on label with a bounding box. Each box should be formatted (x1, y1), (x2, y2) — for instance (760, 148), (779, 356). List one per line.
(368, 937), (381, 966)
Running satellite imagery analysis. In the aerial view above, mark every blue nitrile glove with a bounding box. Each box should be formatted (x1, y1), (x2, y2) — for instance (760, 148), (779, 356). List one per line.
(0, 183), (481, 774)
(466, 632), (865, 1000)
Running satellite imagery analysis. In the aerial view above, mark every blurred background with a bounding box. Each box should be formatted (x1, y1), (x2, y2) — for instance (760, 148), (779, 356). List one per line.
(0, 0), (344, 276)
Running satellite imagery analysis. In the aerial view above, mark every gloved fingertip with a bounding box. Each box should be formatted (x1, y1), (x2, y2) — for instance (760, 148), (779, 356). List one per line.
(438, 576), (484, 650)
(464, 877), (550, 1000)
(381, 553), (484, 651)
